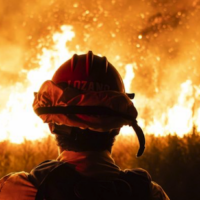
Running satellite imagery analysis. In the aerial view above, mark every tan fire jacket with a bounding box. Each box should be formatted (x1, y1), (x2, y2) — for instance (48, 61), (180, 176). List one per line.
(0, 150), (169, 200)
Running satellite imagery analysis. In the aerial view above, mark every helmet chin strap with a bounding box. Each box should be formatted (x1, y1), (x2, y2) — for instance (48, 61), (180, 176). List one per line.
(132, 122), (145, 157)
(126, 93), (145, 156)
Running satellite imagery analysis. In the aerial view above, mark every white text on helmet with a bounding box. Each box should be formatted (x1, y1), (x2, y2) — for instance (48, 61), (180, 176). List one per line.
(67, 80), (110, 91)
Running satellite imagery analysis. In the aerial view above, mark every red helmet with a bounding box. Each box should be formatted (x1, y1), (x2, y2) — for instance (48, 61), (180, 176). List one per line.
(52, 51), (125, 93)
(34, 51), (145, 157)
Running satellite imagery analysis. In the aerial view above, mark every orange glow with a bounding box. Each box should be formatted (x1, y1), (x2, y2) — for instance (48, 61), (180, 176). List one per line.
(1, 21), (200, 143)
(0, 26), (76, 143)
(143, 80), (199, 137)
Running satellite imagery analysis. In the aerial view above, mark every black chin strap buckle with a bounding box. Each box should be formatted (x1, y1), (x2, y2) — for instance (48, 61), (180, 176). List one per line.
(126, 93), (135, 99)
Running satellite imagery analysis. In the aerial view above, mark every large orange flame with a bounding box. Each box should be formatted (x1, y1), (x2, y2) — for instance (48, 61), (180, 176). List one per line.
(144, 80), (200, 137)
(0, 26), (75, 143)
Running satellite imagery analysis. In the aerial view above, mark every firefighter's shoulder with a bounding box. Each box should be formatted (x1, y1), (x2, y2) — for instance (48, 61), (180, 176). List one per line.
(0, 171), (37, 199)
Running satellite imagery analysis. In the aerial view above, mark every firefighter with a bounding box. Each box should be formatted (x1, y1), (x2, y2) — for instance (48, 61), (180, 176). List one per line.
(0, 51), (169, 200)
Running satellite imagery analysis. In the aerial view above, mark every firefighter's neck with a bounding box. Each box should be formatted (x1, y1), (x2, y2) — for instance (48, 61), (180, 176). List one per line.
(58, 147), (112, 155)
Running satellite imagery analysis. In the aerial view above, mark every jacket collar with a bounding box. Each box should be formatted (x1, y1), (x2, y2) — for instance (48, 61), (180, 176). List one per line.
(57, 150), (120, 180)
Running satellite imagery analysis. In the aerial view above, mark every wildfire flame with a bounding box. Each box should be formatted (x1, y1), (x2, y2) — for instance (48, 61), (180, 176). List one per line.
(144, 80), (200, 137)
(0, 26), (75, 143)
(1, 24), (200, 143)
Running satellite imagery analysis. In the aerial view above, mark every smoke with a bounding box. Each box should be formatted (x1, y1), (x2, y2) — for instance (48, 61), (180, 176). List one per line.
(1, 0), (200, 132)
